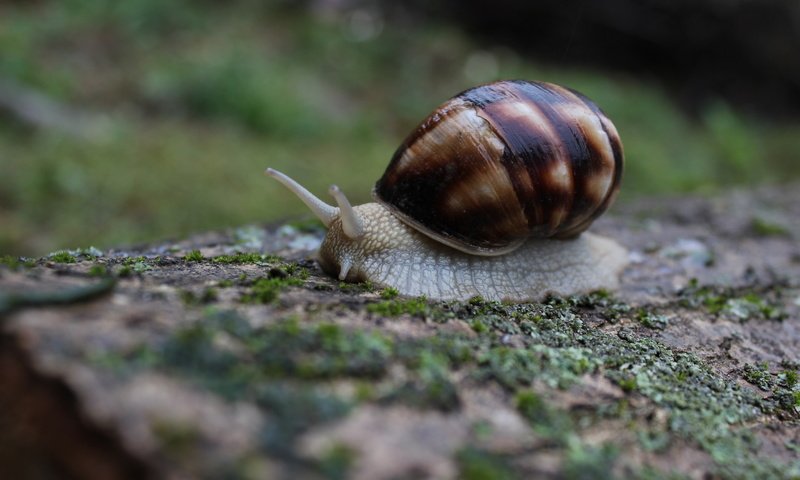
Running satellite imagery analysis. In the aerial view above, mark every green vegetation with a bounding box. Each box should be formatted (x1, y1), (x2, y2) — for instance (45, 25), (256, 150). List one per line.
(88, 263), (109, 277)
(236, 266), (309, 304)
(457, 447), (517, 480)
(0, 255), (36, 269)
(210, 252), (279, 264)
(184, 250), (204, 262)
(48, 251), (77, 263)
(2, 1), (800, 255)
(679, 280), (787, 321)
(751, 215), (791, 237)
(180, 287), (218, 306)
(366, 296), (435, 317)
(636, 309), (669, 330)
(380, 287), (399, 299)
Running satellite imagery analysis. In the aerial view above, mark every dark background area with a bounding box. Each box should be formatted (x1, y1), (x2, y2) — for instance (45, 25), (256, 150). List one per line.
(1, 0), (799, 256)
(408, 0), (800, 117)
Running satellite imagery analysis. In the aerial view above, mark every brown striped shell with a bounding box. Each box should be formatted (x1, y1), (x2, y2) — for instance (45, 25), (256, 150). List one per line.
(373, 80), (623, 256)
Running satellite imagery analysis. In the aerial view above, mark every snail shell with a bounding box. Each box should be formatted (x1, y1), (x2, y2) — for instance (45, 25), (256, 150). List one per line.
(374, 80), (623, 255)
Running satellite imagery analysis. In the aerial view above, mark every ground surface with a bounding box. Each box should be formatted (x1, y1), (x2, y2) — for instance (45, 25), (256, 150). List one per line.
(1, 186), (800, 480)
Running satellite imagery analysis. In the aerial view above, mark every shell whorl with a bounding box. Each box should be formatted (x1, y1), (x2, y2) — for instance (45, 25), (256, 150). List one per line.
(373, 80), (624, 255)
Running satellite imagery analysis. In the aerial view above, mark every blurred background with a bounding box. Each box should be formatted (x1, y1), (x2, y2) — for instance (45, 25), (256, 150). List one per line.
(1, 0), (799, 256)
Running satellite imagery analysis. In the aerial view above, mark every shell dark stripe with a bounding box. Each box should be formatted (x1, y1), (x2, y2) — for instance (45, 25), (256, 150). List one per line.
(374, 80), (623, 254)
(376, 105), (529, 251)
(551, 86), (623, 237)
(482, 81), (617, 236)
(513, 82), (619, 237)
(479, 96), (566, 234)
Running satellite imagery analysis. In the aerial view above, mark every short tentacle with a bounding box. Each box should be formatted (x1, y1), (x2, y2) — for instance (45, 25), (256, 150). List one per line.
(338, 256), (353, 280)
(329, 185), (364, 239)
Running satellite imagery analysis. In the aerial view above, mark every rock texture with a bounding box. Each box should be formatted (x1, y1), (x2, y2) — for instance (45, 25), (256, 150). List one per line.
(1, 186), (800, 480)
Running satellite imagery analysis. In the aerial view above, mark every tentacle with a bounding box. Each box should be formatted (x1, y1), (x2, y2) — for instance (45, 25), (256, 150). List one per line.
(338, 256), (353, 280)
(265, 168), (337, 227)
(329, 185), (364, 239)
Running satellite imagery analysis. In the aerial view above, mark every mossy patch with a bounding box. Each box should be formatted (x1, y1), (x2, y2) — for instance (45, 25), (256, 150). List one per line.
(457, 447), (518, 480)
(81, 290), (800, 478)
(751, 215), (790, 237)
(210, 252), (281, 264)
(88, 264), (110, 277)
(636, 309), (669, 330)
(184, 250), (204, 262)
(48, 251), (77, 263)
(366, 296), (446, 319)
(0, 255), (36, 269)
(317, 443), (357, 480)
(337, 281), (376, 294)
(180, 287), (219, 306)
(152, 420), (201, 458)
(240, 276), (304, 304)
(380, 287), (399, 299)
(679, 280), (787, 321)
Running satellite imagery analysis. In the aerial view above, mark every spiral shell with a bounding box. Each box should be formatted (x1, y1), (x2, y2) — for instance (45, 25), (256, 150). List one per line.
(373, 80), (623, 255)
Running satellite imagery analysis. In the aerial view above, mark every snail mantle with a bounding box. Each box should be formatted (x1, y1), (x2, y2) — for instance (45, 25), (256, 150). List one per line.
(267, 80), (629, 301)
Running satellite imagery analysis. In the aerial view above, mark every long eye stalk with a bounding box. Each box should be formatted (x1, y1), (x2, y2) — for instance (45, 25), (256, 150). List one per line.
(265, 168), (337, 227)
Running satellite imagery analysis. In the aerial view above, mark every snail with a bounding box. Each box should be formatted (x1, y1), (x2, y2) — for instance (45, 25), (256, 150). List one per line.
(267, 80), (628, 301)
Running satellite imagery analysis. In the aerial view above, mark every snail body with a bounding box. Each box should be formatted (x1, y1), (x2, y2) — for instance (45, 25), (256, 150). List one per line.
(267, 80), (628, 301)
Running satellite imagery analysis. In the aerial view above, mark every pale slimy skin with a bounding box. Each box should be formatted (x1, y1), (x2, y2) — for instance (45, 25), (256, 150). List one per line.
(318, 203), (628, 302)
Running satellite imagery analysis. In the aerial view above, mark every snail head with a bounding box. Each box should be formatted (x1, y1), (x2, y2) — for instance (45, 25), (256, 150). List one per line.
(266, 168), (384, 282)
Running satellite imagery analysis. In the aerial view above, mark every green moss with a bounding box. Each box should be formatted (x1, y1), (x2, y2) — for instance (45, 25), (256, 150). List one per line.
(338, 280), (375, 294)
(783, 370), (798, 389)
(317, 443), (356, 480)
(468, 295), (485, 306)
(283, 263), (310, 279)
(751, 216), (790, 237)
(469, 318), (489, 334)
(88, 264), (110, 277)
(742, 362), (773, 391)
(79, 291), (798, 477)
(457, 447), (517, 480)
(380, 287), (399, 299)
(122, 256), (147, 266)
(210, 252), (279, 264)
(132, 261), (151, 273)
(152, 420), (201, 458)
(366, 296), (438, 317)
(636, 309), (669, 330)
(515, 390), (573, 440)
(562, 442), (619, 480)
(240, 276), (304, 304)
(154, 314), (393, 386)
(48, 250), (77, 263)
(382, 350), (460, 411)
(256, 383), (352, 455)
(0, 255), (35, 269)
(117, 265), (133, 277)
(184, 249), (204, 262)
(680, 282), (786, 321)
(180, 288), (218, 305)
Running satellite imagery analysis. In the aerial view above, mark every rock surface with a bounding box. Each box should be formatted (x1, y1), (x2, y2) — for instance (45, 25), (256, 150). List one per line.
(1, 186), (800, 479)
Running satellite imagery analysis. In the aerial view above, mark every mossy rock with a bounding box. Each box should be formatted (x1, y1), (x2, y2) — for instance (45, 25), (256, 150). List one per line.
(1, 186), (800, 479)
